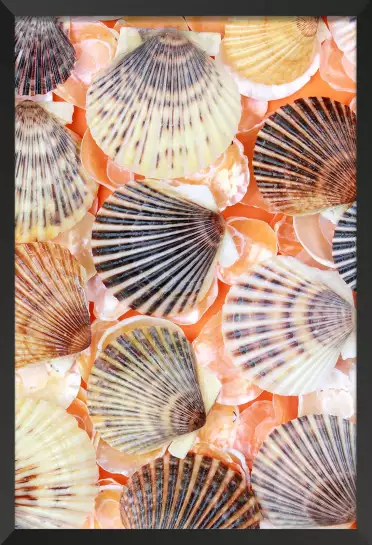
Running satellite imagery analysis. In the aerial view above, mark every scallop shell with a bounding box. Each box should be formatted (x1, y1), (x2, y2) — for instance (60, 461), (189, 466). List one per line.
(86, 28), (241, 179)
(91, 179), (226, 317)
(15, 242), (91, 367)
(15, 17), (76, 96)
(328, 16), (356, 66)
(16, 397), (98, 529)
(87, 318), (207, 454)
(15, 101), (96, 242)
(332, 202), (357, 291)
(222, 256), (356, 395)
(251, 414), (356, 528)
(253, 97), (356, 215)
(120, 452), (261, 528)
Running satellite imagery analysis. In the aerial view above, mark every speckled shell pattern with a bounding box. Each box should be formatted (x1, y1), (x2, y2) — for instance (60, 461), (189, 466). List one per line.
(332, 202), (357, 291)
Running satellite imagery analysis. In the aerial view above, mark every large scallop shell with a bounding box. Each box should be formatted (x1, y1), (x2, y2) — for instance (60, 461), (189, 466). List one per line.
(15, 101), (96, 242)
(91, 179), (226, 317)
(332, 202), (357, 291)
(15, 242), (91, 367)
(222, 256), (356, 395)
(15, 17), (76, 96)
(120, 452), (261, 528)
(87, 318), (207, 454)
(86, 28), (241, 179)
(16, 397), (98, 529)
(251, 414), (356, 528)
(253, 97), (356, 215)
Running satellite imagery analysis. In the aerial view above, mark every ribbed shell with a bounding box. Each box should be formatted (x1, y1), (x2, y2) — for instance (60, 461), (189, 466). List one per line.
(328, 16), (356, 66)
(222, 17), (320, 85)
(251, 414), (356, 528)
(87, 320), (206, 454)
(91, 180), (226, 317)
(15, 242), (91, 367)
(15, 17), (76, 96)
(332, 202), (357, 291)
(86, 28), (241, 179)
(15, 397), (98, 529)
(253, 97), (356, 215)
(120, 452), (261, 528)
(222, 256), (356, 395)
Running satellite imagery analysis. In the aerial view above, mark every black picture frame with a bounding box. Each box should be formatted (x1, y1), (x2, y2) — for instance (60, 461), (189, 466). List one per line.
(2, 2), (372, 544)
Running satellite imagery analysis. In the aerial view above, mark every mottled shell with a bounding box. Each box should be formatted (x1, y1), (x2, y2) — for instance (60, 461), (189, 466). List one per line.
(253, 97), (356, 215)
(15, 17), (76, 96)
(332, 202), (357, 291)
(251, 414), (356, 528)
(15, 397), (98, 529)
(86, 29), (241, 179)
(120, 452), (261, 528)
(91, 179), (226, 317)
(15, 242), (91, 367)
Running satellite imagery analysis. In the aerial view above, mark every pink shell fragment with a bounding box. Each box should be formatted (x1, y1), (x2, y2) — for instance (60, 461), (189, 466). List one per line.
(319, 38), (356, 93)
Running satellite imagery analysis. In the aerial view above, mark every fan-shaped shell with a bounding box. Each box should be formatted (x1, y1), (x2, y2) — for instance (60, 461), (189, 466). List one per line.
(253, 97), (356, 215)
(120, 452), (261, 528)
(86, 28), (241, 179)
(332, 202), (357, 291)
(251, 414), (356, 528)
(16, 397), (98, 529)
(87, 318), (207, 454)
(15, 17), (76, 96)
(91, 179), (226, 317)
(15, 101), (96, 242)
(328, 16), (356, 66)
(15, 242), (91, 367)
(222, 256), (356, 395)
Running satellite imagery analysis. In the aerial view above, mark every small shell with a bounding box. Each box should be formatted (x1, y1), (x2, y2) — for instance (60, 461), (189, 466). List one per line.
(91, 179), (226, 318)
(15, 242), (91, 367)
(15, 397), (98, 529)
(86, 28), (241, 179)
(328, 17), (356, 66)
(332, 203), (357, 291)
(15, 17), (76, 96)
(87, 318), (207, 454)
(120, 452), (261, 528)
(222, 256), (356, 395)
(253, 97), (356, 215)
(15, 101), (97, 242)
(251, 414), (356, 528)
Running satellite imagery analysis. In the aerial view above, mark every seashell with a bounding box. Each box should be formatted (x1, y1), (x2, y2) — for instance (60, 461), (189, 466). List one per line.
(87, 317), (209, 454)
(328, 17), (356, 66)
(15, 242), (91, 367)
(15, 101), (97, 242)
(86, 28), (241, 179)
(251, 414), (356, 528)
(332, 202), (357, 291)
(15, 17), (76, 96)
(91, 179), (227, 317)
(253, 97), (356, 215)
(120, 452), (261, 528)
(15, 397), (98, 529)
(222, 256), (356, 395)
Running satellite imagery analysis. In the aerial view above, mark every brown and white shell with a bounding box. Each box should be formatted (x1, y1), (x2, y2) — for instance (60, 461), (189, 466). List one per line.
(332, 202), (357, 291)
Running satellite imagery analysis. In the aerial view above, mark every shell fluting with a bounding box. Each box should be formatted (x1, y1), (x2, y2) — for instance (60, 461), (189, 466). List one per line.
(15, 242), (91, 367)
(15, 17), (76, 96)
(253, 97), (356, 215)
(332, 202), (357, 291)
(251, 414), (356, 528)
(91, 180), (226, 317)
(222, 256), (356, 395)
(86, 29), (241, 179)
(87, 322), (207, 454)
(120, 452), (261, 528)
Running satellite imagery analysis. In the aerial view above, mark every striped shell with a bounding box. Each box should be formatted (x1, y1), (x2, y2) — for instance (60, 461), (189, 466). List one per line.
(91, 180), (226, 317)
(222, 256), (356, 395)
(251, 414), (356, 528)
(86, 28), (241, 179)
(87, 318), (207, 454)
(253, 97), (356, 215)
(16, 397), (98, 529)
(120, 452), (261, 528)
(332, 202), (357, 291)
(15, 17), (76, 96)
(328, 16), (356, 66)
(15, 242), (91, 368)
